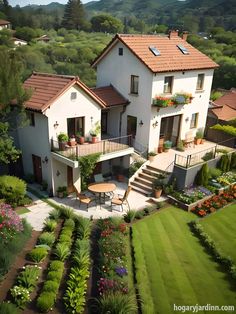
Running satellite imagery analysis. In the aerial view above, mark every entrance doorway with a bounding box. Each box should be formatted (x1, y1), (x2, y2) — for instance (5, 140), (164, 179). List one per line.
(32, 155), (42, 183)
(127, 115), (137, 138)
(160, 115), (182, 146)
(67, 166), (74, 194)
(101, 111), (108, 134)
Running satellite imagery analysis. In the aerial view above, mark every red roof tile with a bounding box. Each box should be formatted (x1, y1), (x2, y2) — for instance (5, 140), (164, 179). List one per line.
(23, 72), (106, 112)
(210, 89), (236, 121)
(92, 85), (129, 107)
(92, 33), (219, 73)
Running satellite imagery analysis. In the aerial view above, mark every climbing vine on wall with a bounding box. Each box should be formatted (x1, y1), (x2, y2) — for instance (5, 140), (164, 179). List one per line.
(79, 153), (101, 191)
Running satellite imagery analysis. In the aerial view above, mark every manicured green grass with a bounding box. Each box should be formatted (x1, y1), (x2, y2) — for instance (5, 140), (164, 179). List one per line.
(200, 203), (236, 263)
(132, 207), (236, 314)
(15, 207), (30, 215)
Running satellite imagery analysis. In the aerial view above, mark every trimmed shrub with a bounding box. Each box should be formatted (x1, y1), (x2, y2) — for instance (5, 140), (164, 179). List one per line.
(64, 218), (75, 229)
(42, 280), (59, 293)
(209, 167), (222, 179)
(35, 244), (51, 251)
(0, 302), (19, 314)
(49, 260), (64, 272)
(54, 243), (70, 261)
(38, 232), (55, 247)
(0, 176), (26, 207)
(49, 209), (60, 221)
(17, 265), (40, 291)
(59, 234), (71, 244)
(230, 152), (236, 170)
(195, 163), (209, 187)
(28, 247), (47, 263)
(124, 209), (136, 223)
(59, 207), (74, 219)
(219, 154), (230, 172)
(43, 219), (57, 232)
(47, 270), (63, 282)
(36, 292), (55, 313)
(135, 210), (144, 220)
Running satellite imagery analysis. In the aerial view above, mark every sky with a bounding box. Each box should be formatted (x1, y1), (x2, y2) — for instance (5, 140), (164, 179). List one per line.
(9, 0), (97, 6)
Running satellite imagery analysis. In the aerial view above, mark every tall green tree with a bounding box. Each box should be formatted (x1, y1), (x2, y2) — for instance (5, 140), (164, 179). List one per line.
(0, 49), (29, 164)
(62, 0), (86, 30)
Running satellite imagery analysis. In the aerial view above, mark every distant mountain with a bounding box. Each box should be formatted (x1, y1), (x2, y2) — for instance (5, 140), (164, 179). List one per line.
(22, 2), (65, 11)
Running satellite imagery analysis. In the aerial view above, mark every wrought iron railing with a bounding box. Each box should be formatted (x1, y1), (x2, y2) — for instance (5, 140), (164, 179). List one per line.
(51, 135), (133, 159)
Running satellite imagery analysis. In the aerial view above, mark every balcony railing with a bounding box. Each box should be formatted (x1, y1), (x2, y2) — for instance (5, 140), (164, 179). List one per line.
(51, 135), (133, 159)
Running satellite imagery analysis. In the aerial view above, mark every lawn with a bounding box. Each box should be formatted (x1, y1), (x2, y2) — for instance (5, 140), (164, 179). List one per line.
(15, 207), (30, 215)
(132, 206), (236, 314)
(200, 203), (236, 263)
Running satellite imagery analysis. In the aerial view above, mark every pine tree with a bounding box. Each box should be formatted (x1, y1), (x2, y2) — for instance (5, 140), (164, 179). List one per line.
(62, 0), (86, 30)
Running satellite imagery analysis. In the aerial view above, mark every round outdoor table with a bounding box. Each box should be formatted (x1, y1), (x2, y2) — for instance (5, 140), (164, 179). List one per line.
(88, 182), (116, 209)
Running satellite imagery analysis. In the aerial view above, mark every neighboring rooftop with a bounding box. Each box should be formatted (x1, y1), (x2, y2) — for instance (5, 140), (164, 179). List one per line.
(92, 32), (219, 73)
(210, 88), (236, 121)
(0, 19), (10, 25)
(92, 85), (130, 107)
(23, 72), (106, 112)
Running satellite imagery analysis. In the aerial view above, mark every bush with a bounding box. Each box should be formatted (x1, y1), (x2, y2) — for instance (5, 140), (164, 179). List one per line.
(49, 260), (64, 272)
(43, 219), (57, 232)
(47, 270), (63, 282)
(18, 196), (32, 206)
(64, 218), (75, 229)
(0, 302), (19, 314)
(17, 265), (40, 291)
(28, 247), (47, 263)
(135, 210), (144, 220)
(59, 206), (74, 219)
(230, 152), (236, 170)
(219, 154), (230, 172)
(38, 232), (55, 247)
(36, 292), (55, 313)
(124, 209), (136, 223)
(209, 167), (222, 179)
(54, 243), (70, 261)
(10, 286), (31, 309)
(0, 176), (26, 207)
(59, 234), (71, 244)
(42, 280), (59, 293)
(49, 209), (60, 221)
(195, 163), (209, 186)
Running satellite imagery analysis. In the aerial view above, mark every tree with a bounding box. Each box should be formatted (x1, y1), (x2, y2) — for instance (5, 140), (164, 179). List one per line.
(62, 0), (86, 30)
(91, 14), (124, 33)
(0, 49), (29, 164)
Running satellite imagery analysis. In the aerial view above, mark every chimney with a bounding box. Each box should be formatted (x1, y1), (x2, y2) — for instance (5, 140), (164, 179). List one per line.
(182, 31), (188, 41)
(168, 29), (179, 39)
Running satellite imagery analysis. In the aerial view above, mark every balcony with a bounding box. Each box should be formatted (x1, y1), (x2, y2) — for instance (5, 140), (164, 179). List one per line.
(51, 135), (134, 161)
(152, 93), (193, 110)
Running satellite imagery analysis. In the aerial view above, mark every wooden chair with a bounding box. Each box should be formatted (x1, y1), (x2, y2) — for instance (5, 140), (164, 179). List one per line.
(74, 185), (96, 210)
(184, 130), (195, 148)
(111, 186), (132, 212)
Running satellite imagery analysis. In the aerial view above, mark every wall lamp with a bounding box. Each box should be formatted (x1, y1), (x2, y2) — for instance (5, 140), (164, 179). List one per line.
(152, 120), (158, 128)
(54, 121), (59, 129)
(42, 156), (48, 164)
(139, 120), (144, 127)
(56, 170), (60, 176)
(185, 117), (189, 122)
(90, 116), (93, 123)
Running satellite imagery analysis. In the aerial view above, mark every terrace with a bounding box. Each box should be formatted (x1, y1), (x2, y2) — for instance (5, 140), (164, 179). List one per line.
(51, 135), (134, 160)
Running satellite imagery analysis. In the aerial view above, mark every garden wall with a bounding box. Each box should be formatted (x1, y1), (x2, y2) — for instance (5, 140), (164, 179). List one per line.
(173, 158), (220, 190)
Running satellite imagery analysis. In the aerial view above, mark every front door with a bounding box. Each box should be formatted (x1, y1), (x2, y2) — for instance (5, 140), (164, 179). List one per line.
(32, 155), (42, 184)
(127, 115), (137, 138)
(160, 115), (182, 146)
(67, 166), (74, 194)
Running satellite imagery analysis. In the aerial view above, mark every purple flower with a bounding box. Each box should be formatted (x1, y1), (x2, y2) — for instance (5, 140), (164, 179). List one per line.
(115, 266), (128, 277)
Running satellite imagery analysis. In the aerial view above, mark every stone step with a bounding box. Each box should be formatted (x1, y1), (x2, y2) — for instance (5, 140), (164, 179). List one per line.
(135, 176), (153, 188)
(146, 164), (166, 174)
(139, 172), (156, 183)
(130, 184), (152, 197)
(131, 181), (153, 193)
(142, 168), (161, 178)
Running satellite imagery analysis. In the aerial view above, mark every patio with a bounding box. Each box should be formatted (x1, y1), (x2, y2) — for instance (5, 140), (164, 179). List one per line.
(150, 140), (234, 172)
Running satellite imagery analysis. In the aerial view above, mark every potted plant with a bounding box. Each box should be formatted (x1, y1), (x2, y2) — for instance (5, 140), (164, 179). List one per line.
(148, 151), (157, 162)
(69, 135), (77, 146)
(163, 140), (172, 152)
(76, 131), (85, 145)
(58, 133), (69, 150)
(176, 139), (185, 152)
(153, 174), (166, 198)
(57, 186), (67, 198)
(194, 129), (203, 145)
(90, 121), (101, 143)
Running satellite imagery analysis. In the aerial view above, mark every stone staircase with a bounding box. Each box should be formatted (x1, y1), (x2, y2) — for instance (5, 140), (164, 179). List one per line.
(130, 164), (166, 197)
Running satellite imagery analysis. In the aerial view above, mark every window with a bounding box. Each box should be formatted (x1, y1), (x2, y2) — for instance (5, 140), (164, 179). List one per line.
(163, 76), (173, 93)
(71, 92), (77, 100)
(67, 117), (84, 137)
(27, 112), (35, 126)
(149, 46), (161, 56)
(177, 44), (189, 55)
(190, 113), (198, 129)
(118, 48), (123, 56)
(130, 75), (139, 94)
(196, 74), (204, 90)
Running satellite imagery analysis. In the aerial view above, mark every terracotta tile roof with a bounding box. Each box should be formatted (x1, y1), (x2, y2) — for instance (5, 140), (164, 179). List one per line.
(92, 85), (129, 107)
(210, 89), (236, 121)
(92, 33), (219, 73)
(0, 19), (10, 25)
(23, 72), (106, 112)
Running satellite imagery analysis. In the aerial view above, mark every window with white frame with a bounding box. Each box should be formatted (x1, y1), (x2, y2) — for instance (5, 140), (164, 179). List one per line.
(196, 74), (204, 90)
(190, 113), (198, 129)
(163, 76), (173, 93)
(130, 75), (139, 94)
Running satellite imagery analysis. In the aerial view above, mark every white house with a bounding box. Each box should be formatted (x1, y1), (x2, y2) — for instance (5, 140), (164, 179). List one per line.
(17, 72), (132, 195)
(12, 37), (27, 47)
(0, 19), (11, 30)
(92, 31), (219, 153)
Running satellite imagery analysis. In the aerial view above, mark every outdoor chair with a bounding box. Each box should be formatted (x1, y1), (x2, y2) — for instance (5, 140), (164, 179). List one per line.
(74, 185), (96, 210)
(111, 186), (132, 212)
(184, 130), (195, 148)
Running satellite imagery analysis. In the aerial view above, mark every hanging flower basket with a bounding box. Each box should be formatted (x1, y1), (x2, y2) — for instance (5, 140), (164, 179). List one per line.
(152, 96), (173, 108)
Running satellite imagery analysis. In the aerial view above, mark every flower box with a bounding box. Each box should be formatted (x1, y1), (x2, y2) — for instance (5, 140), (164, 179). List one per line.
(168, 194), (213, 212)
(152, 97), (172, 108)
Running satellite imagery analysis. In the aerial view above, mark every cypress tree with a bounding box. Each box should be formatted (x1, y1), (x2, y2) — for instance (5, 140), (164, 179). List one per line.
(62, 0), (86, 30)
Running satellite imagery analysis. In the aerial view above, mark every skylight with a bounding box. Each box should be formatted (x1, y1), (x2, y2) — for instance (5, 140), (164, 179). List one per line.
(177, 44), (189, 55)
(149, 46), (161, 56)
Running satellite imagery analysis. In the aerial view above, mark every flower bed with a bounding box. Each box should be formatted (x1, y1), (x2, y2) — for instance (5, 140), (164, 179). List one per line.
(168, 186), (213, 211)
(192, 187), (236, 217)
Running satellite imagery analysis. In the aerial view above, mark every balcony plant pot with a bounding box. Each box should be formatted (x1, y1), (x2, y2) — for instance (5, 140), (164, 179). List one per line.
(153, 174), (166, 199)
(200, 138), (205, 144)
(148, 151), (157, 162)
(69, 136), (76, 146)
(194, 129), (204, 145)
(154, 188), (162, 199)
(163, 140), (172, 152)
(78, 136), (85, 144)
(58, 133), (69, 151)
(158, 147), (163, 153)
(194, 138), (201, 145)
(91, 136), (97, 144)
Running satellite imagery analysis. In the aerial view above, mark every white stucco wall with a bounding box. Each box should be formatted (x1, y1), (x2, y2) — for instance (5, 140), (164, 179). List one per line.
(96, 42), (214, 152)
(45, 85), (102, 143)
(17, 112), (52, 187)
(106, 106), (124, 137)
